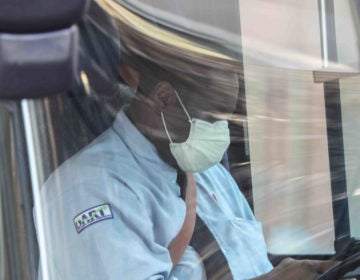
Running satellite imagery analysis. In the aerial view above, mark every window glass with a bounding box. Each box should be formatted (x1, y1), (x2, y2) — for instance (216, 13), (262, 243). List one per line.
(240, 0), (336, 254)
(244, 66), (335, 255)
(3, 0), (360, 279)
(340, 76), (360, 238)
(334, 1), (360, 238)
(334, 0), (360, 71)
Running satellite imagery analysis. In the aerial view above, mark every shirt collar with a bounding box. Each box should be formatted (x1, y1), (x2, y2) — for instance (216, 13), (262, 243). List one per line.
(112, 108), (177, 180)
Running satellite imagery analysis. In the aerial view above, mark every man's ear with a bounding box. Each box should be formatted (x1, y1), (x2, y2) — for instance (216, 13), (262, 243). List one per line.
(149, 81), (177, 110)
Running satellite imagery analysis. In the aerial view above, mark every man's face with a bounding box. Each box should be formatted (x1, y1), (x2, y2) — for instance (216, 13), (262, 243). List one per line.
(163, 71), (239, 143)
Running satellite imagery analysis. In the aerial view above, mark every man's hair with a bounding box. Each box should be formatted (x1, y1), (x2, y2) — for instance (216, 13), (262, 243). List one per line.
(121, 48), (188, 95)
(121, 46), (240, 107)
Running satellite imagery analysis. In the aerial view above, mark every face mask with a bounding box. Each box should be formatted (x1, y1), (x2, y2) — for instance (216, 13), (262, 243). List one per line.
(161, 91), (230, 172)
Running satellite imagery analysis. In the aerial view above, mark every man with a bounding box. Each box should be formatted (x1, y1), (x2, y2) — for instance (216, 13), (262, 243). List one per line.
(36, 51), (336, 279)
(36, 3), (336, 279)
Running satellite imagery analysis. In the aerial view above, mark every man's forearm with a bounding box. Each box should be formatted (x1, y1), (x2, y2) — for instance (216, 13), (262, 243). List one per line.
(250, 258), (338, 280)
(168, 173), (197, 267)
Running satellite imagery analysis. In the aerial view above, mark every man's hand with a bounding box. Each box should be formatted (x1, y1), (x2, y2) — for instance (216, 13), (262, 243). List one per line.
(168, 173), (197, 267)
(253, 257), (339, 280)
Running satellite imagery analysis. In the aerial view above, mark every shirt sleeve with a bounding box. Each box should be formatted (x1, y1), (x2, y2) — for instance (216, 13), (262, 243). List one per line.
(37, 175), (174, 280)
(170, 246), (206, 280)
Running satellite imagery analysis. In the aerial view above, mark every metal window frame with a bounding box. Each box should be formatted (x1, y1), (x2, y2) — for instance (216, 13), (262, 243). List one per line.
(318, 0), (351, 247)
(0, 102), (39, 280)
(227, 2), (254, 211)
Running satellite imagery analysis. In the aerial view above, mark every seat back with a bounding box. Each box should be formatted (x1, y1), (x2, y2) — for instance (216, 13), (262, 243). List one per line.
(0, 0), (89, 99)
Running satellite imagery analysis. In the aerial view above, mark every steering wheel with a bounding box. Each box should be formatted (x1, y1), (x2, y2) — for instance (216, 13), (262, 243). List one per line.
(316, 251), (360, 280)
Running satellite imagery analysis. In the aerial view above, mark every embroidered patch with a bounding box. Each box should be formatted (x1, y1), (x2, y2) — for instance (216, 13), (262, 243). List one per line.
(73, 204), (113, 233)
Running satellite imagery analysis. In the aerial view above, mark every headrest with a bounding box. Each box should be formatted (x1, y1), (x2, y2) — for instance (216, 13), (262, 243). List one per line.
(0, 0), (88, 33)
(0, 0), (89, 99)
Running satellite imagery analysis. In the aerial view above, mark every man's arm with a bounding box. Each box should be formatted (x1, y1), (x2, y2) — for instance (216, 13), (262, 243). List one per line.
(39, 177), (176, 280)
(252, 257), (338, 280)
(168, 173), (197, 267)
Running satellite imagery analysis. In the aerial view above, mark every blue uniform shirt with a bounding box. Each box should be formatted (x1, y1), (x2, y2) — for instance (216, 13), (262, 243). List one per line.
(37, 109), (273, 279)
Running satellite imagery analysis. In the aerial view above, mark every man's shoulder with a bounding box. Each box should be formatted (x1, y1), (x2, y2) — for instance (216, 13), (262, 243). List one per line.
(40, 128), (140, 203)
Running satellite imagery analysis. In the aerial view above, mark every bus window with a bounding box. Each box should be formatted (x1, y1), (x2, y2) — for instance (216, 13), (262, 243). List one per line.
(334, 1), (360, 239)
(2, 0), (360, 279)
(240, 0), (334, 255)
(239, 0), (360, 257)
(245, 66), (334, 255)
(340, 76), (360, 238)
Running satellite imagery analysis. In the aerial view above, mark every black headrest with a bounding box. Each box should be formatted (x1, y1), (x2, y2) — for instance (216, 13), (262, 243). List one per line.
(0, 27), (79, 99)
(0, 0), (89, 99)
(0, 0), (89, 33)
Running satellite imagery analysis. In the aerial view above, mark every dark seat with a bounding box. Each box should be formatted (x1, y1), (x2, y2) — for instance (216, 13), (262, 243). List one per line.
(0, 0), (88, 99)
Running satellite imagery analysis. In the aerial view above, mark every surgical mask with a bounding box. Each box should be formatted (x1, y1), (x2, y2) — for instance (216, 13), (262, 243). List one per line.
(161, 91), (230, 172)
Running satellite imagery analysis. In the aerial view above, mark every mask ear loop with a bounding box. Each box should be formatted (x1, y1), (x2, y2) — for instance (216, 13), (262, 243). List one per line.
(161, 112), (174, 143)
(174, 90), (192, 123)
(161, 90), (191, 144)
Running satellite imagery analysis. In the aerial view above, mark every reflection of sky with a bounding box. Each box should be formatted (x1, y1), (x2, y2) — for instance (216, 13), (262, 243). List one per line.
(239, 0), (323, 69)
(239, 0), (358, 72)
(353, 189), (360, 197)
